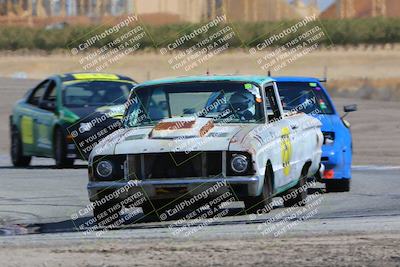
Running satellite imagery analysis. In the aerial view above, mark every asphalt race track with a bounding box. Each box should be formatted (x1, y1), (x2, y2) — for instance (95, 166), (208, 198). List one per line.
(0, 154), (399, 237)
(1, 158), (400, 266)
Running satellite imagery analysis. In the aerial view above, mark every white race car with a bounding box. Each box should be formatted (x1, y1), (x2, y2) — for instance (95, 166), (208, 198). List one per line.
(87, 75), (323, 223)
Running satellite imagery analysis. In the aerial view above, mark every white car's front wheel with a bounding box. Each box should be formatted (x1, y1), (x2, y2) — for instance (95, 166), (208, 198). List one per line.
(243, 162), (273, 214)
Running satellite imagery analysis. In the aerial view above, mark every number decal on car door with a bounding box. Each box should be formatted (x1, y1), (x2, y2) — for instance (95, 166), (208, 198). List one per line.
(21, 116), (34, 144)
(280, 127), (292, 176)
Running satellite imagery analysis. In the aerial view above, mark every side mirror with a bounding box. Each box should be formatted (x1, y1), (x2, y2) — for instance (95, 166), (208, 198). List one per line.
(342, 104), (357, 119)
(39, 100), (56, 111)
(343, 104), (357, 113)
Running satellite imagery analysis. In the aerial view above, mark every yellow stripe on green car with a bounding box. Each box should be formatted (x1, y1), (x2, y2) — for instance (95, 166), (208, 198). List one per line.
(72, 73), (119, 80)
(21, 116), (34, 144)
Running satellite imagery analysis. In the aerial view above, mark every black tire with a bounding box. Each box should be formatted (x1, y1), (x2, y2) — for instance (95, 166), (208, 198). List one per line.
(93, 197), (122, 227)
(141, 199), (159, 216)
(283, 176), (308, 207)
(10, 127), (31, 167)
(142, 199), (174, 220)
(244, 162), (273, 214)
(54, 128), (74, 168)
(325, 179), (350, 192)
(283, 164), (309, 207)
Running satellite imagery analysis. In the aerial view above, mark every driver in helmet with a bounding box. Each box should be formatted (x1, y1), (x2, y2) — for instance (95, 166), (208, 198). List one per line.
(228, 91), (256, 121)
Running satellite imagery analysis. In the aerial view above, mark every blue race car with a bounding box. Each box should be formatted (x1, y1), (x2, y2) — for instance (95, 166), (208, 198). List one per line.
(273, 77), (357, 192)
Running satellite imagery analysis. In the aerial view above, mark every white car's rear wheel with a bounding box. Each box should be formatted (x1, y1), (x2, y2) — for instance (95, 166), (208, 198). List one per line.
(283, 177), (308, 207)
(283, 164), (309, 207)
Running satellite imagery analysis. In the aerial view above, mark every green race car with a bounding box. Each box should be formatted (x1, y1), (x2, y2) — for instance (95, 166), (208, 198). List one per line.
(10, 73), (136, 168)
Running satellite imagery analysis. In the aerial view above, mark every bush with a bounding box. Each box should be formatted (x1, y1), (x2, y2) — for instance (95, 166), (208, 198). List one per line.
(0, 17), (400, 51)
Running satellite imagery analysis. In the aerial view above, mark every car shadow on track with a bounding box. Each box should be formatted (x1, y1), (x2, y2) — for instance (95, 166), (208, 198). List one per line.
(12, 208), (248, 236)
(0, 189), (325, 236)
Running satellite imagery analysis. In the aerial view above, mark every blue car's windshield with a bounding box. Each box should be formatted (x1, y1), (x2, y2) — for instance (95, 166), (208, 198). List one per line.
(124, 81), (265, 127)
(277, 82), (334, 115)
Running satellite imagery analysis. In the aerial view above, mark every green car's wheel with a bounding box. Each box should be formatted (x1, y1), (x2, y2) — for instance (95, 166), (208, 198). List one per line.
(10, 127), (31, 167)
(54, 128), (74, 168)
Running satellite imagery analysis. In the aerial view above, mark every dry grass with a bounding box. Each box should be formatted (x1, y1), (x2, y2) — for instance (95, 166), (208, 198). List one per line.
(0, 48), (399, 81)
(1, 48), (400, 100)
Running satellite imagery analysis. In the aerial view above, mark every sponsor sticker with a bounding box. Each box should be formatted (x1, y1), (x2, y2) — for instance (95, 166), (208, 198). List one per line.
(72, 73), (119, 80)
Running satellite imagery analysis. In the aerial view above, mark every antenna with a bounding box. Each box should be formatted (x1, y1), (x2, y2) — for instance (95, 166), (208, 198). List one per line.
(319, 66), (328, 83)
(267, 70), (271, 76)
(206, 68), (210, 75)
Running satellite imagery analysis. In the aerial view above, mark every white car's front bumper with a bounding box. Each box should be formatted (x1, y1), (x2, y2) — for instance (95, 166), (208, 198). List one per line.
(87, 175), (262, 202)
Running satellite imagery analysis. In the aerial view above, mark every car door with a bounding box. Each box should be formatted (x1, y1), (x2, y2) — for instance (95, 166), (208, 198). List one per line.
(263, 82), (297, 189)
(276, 82), (304, 183)
(35, 80), (58, 157)
(19, 80), (50, 155)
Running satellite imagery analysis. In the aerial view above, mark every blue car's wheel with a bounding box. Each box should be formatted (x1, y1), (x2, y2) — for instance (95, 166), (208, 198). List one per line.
(325, 179), (350, 192)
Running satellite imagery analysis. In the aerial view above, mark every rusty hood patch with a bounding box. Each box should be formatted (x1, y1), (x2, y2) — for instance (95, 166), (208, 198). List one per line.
(90, 121), (259, 157)
(150, 117), (214, 139)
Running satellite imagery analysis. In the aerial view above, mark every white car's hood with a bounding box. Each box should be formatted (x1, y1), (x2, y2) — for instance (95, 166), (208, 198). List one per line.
(90, 117), (257, 158)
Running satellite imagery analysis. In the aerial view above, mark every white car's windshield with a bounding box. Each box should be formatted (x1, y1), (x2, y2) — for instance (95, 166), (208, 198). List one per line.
(124, 81), (264, 127)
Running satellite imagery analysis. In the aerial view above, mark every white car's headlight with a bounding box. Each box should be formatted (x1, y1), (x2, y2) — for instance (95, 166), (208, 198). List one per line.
(79, 122), (93, 133)
(230, 154), (249, 174)
(96, 160), (113, 178)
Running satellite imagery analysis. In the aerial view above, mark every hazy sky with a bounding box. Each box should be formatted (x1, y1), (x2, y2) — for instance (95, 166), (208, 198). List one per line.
(296, 0), (336, 11)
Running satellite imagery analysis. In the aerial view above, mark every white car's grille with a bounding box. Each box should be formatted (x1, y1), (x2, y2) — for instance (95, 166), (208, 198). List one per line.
(124, 152), (223, 180)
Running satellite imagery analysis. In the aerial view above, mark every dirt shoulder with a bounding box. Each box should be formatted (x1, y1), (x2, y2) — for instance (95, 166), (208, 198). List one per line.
(0, 232), (399, 267)
(332, 97), (400, 166)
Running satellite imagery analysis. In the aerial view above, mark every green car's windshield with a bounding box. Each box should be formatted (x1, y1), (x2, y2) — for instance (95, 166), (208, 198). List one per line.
(277, 82), (334, 115)
(62, 80), (134, 107)
(124, 81), (264, 127)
